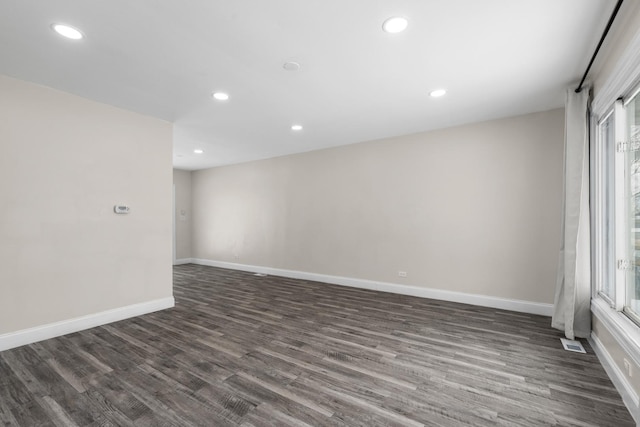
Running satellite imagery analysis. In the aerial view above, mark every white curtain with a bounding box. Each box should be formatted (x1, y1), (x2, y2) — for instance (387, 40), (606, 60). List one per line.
(552, 87), (591, 340)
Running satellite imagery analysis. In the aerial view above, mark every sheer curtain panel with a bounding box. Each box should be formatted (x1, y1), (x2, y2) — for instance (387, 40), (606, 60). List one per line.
(552, 88), (591, 339)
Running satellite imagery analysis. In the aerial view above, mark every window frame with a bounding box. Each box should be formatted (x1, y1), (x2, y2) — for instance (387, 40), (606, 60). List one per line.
(589, 28), (640, 414)
(622, 85), (640, 322)
(595, 108), (616, 307)
(594, 83), (640, 324)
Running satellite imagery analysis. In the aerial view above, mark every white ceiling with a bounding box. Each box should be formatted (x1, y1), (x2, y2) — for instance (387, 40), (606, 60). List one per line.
(0, 1), (615, 170)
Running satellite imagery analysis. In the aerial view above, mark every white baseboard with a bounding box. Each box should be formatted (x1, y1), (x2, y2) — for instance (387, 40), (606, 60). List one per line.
(589, 333), (640, 424)
(173, 258), (193, 265)
(0, 297), (175, 352)
(189, 258), (553, 316)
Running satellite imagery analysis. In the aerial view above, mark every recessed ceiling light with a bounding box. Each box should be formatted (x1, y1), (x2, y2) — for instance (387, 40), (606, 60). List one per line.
(283, 61), (301, 71)
(382, 17), (408, 34)
(429, 89), (447, 98)
(212, 92), (229, 101)
(52, 24), (83, 40)
(291, 125), (303, 131)
(194, 149), (204, 154)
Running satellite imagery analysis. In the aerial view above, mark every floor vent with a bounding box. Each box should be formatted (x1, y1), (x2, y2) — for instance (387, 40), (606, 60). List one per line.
(221, 394), (252, 417)
(326, 350), (352, 361)
(561, 338), (586, 353)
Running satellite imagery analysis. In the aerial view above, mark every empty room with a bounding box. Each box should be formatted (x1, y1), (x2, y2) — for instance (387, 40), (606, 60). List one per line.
(2, 0), (640, 425)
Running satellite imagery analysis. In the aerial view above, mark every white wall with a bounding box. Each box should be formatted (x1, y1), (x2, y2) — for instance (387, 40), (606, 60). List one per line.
(192, 108), (564, 305)
(0, 75), (173, 336)
(173, 169), (192, 261)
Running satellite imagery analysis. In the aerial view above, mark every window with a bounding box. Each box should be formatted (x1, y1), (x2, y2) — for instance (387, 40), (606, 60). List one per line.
(595, 85), (640, 323)
(596, 111), (615, 304)
(625, 92), (640, 321)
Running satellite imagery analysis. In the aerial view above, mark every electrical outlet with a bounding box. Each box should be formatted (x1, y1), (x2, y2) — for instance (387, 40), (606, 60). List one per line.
(624, 358), (633, 377)
(398, 271), (407, 278)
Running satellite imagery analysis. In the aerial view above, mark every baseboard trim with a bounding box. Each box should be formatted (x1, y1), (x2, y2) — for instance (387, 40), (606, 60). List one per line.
(190, 258), (553, 316)
(589, 333), (640, 424)
(0, 297), (175, 352)
(173, 258), (192, 265)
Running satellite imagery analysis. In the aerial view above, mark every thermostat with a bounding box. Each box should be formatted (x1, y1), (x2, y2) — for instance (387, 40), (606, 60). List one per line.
(114, 205), (130, 214)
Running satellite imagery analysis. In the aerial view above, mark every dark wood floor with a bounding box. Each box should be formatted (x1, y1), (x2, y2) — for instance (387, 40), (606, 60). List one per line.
(0, 264), (634, 426)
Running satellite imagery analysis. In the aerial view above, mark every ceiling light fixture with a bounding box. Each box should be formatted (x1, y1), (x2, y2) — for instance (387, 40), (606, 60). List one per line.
(429, 89), (447, 98)
(291, 125), (303, 131)
(194, 149), (204, 154)
(52, 24), (83, 40)
(382, 17), (408, 34)
(283, 61), (301, 71)
(212, 92), (229, 101)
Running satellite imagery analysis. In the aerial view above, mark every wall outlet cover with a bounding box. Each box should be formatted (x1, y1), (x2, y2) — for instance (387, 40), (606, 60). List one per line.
(114, 205), (130, 214)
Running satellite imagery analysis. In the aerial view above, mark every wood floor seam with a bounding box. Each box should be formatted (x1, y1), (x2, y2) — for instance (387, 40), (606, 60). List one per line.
(0, 264), (635, 426)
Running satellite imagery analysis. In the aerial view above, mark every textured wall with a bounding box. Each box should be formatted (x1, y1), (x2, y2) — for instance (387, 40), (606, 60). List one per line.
(0, 75), (173, 334)
(192, 108), (564, 304)
(173, 169), (192, 260)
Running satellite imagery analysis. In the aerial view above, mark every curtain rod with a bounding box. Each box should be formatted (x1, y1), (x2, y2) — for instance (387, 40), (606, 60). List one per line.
(575, 0), (624, 93)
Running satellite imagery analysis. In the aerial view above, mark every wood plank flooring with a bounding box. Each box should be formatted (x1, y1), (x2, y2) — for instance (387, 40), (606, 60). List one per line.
(0, 264), (635, 426)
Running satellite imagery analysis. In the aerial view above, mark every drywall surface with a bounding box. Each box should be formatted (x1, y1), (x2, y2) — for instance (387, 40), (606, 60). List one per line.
(192, 108), (564, 304)
(0, 75), (173, 334)
(173, 169), (192, 260)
